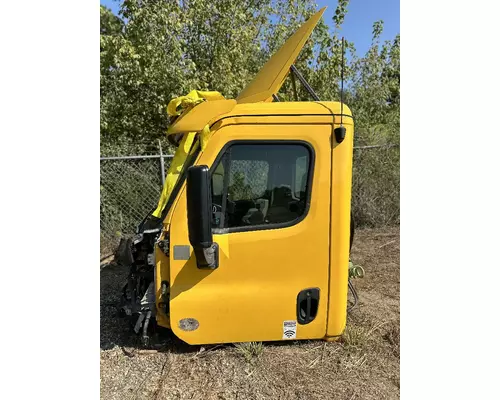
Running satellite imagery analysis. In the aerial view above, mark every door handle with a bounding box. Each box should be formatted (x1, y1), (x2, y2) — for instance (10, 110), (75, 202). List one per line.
(296, 288), (320, 325)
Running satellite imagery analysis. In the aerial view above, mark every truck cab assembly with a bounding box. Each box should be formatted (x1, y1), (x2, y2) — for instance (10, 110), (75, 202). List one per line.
(115, 7), (361, 346)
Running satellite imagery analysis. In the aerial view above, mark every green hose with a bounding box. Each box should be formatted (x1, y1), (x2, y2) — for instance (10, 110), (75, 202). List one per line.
(349, 261), (365, 279)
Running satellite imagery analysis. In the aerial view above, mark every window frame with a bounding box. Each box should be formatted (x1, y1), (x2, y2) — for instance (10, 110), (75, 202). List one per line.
(209, 140), (316, 234)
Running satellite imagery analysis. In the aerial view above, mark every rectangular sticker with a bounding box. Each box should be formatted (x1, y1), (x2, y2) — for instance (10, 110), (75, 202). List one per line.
(173, 245), (191, 260)
(282, 320), (297, 339)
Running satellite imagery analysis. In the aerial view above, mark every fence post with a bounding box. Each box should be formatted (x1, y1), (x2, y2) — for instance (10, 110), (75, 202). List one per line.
(158, 139), (165, 185)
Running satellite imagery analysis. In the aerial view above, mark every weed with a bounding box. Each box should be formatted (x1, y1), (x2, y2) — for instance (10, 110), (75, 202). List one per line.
(341, 325), (368, 349)
(235, 342), (264, 363)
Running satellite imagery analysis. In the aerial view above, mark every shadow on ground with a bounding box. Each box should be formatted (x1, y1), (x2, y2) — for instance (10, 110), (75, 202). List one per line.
(100, 262), (202, 355)
(100, 261), (309, 354)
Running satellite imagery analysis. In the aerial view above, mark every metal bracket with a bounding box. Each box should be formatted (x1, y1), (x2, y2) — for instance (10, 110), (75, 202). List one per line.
(157, 240), (169, 256)
(289, 65), (320, 101)
(195, 243), (219, 270)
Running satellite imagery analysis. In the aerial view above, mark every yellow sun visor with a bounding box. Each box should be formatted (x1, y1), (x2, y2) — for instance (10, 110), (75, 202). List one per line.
(236, 7), (326, 104)
(167, 99), (237, 135)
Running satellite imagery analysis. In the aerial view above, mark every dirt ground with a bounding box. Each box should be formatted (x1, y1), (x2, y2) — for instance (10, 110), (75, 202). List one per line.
(100, 227), (400, 400)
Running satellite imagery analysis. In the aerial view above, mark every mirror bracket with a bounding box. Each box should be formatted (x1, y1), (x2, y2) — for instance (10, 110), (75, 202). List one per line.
(194, 243), (219, 270)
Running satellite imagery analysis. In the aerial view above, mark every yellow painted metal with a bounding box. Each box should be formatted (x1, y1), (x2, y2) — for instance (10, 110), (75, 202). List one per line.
(154, 234), (171, 329)
(153, 91), (231, 218)
(167, 99), (237, 135)
(229, 100), (351, 119)
(166, 122), (332, 344)
(154, 101), (354, 344)
(236, 7), (326, 104)
(326, 117), (354, 339)
(148, 3), (356, 345)
(158, 101), (351, 229)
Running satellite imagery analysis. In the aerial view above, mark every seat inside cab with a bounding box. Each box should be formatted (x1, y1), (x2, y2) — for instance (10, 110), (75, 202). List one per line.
(211, 143), (311, 229)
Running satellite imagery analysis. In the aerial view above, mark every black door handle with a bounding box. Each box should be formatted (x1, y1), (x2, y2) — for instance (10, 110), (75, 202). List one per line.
(297, 288), (320, 325)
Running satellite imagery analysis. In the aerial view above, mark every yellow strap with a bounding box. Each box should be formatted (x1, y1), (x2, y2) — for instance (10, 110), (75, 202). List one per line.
(166, 90), (225, 116)
(152, 90), (224, 218)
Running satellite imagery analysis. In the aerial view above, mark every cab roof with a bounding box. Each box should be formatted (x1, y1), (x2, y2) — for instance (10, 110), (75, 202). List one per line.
(168, 101), (352, 134)
(227, 101), (352, 117)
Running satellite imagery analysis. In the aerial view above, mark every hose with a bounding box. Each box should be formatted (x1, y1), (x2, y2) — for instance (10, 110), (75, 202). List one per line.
(347, 280), (358, 312)
(142, 310), (152, 346)
(347, 211), (359, 312)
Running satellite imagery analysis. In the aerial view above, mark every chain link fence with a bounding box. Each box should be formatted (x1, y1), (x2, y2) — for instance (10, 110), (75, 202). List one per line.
(100, 144), (399, 256)
(100, 154), (173, 256)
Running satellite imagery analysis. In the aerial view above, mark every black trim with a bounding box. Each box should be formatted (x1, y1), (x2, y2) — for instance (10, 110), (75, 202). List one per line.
(209, 113), (353, 131)
(219, 152), (231, 229)
(334, 126), (346, 144)
(209, 140), (315, 234)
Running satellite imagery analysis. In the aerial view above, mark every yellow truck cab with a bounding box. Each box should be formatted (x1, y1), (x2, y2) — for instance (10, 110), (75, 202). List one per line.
(117, 7), (355, 346)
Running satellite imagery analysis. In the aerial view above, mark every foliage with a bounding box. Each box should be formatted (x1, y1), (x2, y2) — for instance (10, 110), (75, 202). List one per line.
(101, 0), (272, 144)
(349, 23), (400, 144)
(101, 0), (399, 147)
(352, 146), (400, 227)
(100, 5), (123, 35)
(100, 0), (400, 228)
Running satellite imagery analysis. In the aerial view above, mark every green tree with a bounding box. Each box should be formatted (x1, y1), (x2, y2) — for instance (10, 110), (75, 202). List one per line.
(348, 21), (400, 144)
(100, 0), (400, 148)
(100, 0), (401, 230)
(100, 5), (123, 36)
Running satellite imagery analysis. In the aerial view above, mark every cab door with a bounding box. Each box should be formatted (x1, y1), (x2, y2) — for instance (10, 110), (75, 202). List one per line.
(168, 123), (332, 344)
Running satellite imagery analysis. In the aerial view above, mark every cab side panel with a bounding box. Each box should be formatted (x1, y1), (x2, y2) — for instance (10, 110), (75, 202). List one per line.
(326, 119), (354, 338)
(167, 122), (332, 344)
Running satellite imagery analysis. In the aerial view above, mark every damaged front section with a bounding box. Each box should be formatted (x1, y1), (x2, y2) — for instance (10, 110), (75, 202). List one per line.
(115, 216), (163, 346)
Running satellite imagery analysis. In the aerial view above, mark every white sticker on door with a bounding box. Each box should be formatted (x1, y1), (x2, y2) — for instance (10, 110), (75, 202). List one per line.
(283, 320), (297, 339)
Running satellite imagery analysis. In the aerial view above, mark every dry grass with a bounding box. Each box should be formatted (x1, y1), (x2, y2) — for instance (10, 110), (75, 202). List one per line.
(100, 227), (400, 399)
(341, 324), (368, 350)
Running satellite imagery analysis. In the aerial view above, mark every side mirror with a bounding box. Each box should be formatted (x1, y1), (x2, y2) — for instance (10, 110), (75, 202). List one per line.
(186, 165), (219, 269)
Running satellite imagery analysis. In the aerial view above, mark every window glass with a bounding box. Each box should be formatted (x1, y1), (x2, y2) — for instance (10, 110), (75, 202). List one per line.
(228, 160), (269, 200)
(295, 155), (308, 198)
(211, 143), (312, 230)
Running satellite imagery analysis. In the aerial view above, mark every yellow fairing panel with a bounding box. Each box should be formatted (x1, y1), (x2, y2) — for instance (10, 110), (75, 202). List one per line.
(236, 8), (326, 104)
(167, 99), (236, 135)
(167, 123), (332, 344)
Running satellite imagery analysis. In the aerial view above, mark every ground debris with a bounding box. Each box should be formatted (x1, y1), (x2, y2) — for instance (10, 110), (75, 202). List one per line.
(100, 227), (400, 400)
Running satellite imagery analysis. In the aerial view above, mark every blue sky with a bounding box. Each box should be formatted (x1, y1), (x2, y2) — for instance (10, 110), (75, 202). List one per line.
(101, 0), (399, 56)
(317, 0), (399, 54)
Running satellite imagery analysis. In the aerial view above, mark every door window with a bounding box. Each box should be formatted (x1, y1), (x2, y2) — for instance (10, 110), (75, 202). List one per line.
(211, 142), (313, 231)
